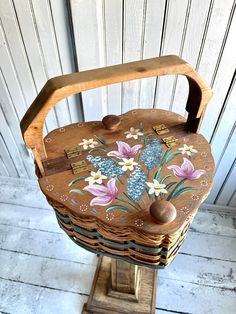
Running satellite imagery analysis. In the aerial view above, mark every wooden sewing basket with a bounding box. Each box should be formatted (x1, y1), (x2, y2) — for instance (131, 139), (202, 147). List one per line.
(21, 55), (214, 313)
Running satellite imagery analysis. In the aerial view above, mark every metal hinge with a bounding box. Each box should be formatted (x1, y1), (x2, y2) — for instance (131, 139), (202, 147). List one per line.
(153, 124), (169, 135)
(162, 136), (178, 148)
(65, 146), (82, 159)
(71, 160), (88, 174)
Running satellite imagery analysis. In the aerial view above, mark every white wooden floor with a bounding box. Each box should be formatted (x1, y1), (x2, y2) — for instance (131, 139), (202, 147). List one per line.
(0, 178), (236, 314)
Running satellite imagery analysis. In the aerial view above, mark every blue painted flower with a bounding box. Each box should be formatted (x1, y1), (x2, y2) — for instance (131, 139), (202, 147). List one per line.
(127, 165), (147, 201)
(87, 155), (125, 178)
(141, 139), (162, 170)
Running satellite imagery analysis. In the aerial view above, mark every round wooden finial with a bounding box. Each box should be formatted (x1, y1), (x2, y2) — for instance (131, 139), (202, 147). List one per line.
(150, 200), (177, 224)
(102, 115), (121, 130)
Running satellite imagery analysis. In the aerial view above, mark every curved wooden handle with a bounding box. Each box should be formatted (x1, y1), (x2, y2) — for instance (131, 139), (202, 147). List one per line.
(20, 55), (212, 175)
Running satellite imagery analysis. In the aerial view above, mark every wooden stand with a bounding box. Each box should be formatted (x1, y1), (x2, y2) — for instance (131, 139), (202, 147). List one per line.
(83, 256), (157, 314)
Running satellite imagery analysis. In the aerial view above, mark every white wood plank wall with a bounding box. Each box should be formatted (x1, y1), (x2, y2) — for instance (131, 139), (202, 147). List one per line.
(0, 0), (235, 208)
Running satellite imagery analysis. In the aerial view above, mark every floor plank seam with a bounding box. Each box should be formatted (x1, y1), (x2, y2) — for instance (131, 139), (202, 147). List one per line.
(179, 252), (236, 263)
(155, 308), (191, 314)
(158, 276), (236, 292)
(0, 248), (96, 267)
(1, 249), (235, 293)
(189, 228), (236, 238)
(0, 276), (89, 297)
(0, 202), (51, 211)
(0, 222), (63, 235)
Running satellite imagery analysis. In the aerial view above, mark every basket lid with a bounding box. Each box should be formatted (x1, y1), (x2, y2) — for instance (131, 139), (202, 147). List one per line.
(39, 108), (214, 236)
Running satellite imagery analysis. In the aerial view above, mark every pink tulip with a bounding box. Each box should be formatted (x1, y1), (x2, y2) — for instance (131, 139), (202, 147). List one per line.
(83, 178), (119, 206)
(167, 158), (205, 180)
(107, 141), (142, 159)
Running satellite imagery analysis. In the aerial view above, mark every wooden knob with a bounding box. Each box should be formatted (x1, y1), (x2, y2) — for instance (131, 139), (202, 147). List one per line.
(150, 200), (177, 224)
(102, 115), (121, 130)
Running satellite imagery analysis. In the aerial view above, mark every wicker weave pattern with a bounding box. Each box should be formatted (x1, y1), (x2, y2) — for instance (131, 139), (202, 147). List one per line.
(49, 198), (194, 268)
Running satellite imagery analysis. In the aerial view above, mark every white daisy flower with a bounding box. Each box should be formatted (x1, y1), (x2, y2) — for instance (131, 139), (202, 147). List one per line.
(79, 138), (98, 150)
(179, 144), (197, 156)
(85, 171), (107, 185)
(124, 127), (143, 140)
(146, 179), (168, 197)
(118, 158), (138, 171)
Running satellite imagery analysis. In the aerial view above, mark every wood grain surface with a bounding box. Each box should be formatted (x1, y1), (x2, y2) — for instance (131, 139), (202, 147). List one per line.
(20, 55), (212, 174)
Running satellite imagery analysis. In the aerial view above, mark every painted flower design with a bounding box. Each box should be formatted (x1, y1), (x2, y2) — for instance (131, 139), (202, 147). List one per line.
(106, 212), (115, 221)
(107, 141), (142, 159)
(179, 144), (197, 156)
(167, 158), (205, 180)
(83, 178), (118, 206)
(79, 138), (98, 150)
(118, 158), (138, 171)
(134, 219), (144, 227)
(192, 194), (199, 201)
(85, 170), (107, 185)
(124, 127), (143, 140)
(79, 204), (88, 212)
(146, 179), (168, 196)
(46, 184), (54, 191)
(181, 207), (189, 214)
(45, 137), (52, 143)
(60, 194), (68, 202)
(201, 180), (208, 187)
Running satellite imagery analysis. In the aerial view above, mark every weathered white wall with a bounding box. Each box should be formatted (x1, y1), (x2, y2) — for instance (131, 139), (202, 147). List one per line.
(0, 0), (235, 207)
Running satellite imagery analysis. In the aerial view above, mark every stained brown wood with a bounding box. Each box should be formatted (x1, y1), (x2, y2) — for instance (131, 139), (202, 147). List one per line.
(39, 109), (214, 237)
(83, 256), (157, 314)
(20, 55), (214, 278)
(108, 259), (140, 301)
(34, 107), (215, 268)
(150, 200), (177, 224)
(19, 55), (215, 313)
(20, 55), (213, 175)
(102, 114), (121, 130)
(42, 121), (187, 176)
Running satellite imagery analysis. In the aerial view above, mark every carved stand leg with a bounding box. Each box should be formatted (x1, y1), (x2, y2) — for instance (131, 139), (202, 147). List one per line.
(82, 256), (157, 314)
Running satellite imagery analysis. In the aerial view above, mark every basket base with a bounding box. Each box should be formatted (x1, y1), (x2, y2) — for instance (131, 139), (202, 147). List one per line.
(82, 256), (157, 314)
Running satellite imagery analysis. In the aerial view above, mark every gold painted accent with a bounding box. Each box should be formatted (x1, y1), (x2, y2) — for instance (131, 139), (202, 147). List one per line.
(71, 160), (88, 174)
(65, 146), (82, 159)
(162, 136), (178, 148)
(153, 124), (169, 135)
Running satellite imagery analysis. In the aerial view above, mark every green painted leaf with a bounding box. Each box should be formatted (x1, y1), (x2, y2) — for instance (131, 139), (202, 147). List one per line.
(154, 167), (162, 180)
(166, 178), (187, 201)
(123, 192), (142, 210)
(173, 186), (195, 199)
(140, 122), (144, 133)
(94, 134), (107, 146)
(160, 147), (172, 165)
(160, 174), (172, 183)
(106, 205), (129, 213)
(116, 177), (124, 185)
(165, 181), (177, 190)
(89, 147), (107, 153)
(144, 134), (152, 144)
(137, 150), (142, 162)
(145, 188), (153, 200)
(69, 189), (84, 195)
(68, 177), (85, 187)
(165, 151), (182, 163)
